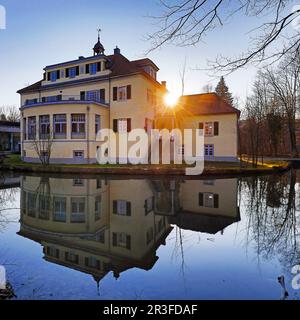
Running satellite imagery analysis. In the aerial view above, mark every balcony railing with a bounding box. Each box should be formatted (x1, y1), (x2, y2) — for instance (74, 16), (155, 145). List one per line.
(24, 95), (107, 107)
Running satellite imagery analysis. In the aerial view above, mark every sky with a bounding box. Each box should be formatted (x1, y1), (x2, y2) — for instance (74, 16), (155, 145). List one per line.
(0, 0), (298, 107)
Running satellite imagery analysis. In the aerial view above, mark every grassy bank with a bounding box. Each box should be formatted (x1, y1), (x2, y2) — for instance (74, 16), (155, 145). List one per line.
(0, 154), (290, 176)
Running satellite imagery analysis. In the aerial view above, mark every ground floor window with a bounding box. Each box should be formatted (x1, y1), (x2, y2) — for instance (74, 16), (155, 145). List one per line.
(28, 116), (36, 140)
(73, 150), (84, 159)
(112, 232), (131, 249)
(204, 144), (214, 157)
(53, 114), (67, 139)
(71, 114), (86, 139)
(199, 192), (219, 208)
(71, 197), (86, 223)
(53, 197), (67, 222)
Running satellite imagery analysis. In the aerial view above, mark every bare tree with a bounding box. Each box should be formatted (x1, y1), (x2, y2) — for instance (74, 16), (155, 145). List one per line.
(179, 57), (188, 96)
(261, 54), (300, 156)
(32, 130), (53, 165)
(0, 106), (20, 122)
(147, 1), (300, 72)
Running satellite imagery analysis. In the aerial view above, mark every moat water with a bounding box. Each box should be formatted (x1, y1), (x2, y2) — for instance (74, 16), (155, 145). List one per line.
(0, 171), (299, 300)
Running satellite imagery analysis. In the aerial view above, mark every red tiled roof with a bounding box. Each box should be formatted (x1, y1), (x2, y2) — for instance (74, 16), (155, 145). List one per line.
(179, 93), (240, 116)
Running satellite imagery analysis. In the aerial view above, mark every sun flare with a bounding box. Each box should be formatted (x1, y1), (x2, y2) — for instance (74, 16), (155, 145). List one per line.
(164, 92), (179, 108)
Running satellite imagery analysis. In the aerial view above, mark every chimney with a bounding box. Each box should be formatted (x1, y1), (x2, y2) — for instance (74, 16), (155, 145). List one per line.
(161, 81), (167, 89)
(114, 46), (121, 55)
(78, 56), (85, 60)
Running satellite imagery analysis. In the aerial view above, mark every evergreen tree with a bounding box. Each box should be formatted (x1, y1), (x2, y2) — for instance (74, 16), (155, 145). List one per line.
(215, 76), (233, 106)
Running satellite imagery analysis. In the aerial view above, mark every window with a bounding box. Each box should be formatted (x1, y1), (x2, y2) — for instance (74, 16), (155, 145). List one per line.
(200, 122), (219, 136)
(65, 251), (79, 264)
(95, 115), (101, 135)
(53, 114), (66, 139)
(27, 192), (36, 217)
(39, 195), (50, 220)
(69, 67), (77, 78)
(43, 95), (62, 103)
(53, 197), (66, 222)
(71, 114), (86, 139)
(204, 122), (213, 136)
(113, 85), (132, 101)
(25, 98), (38, 105)
(85, 256), (100, 269)
(112, 232), (131, 249)
(203, 180), (215, 186)
(73, 150), (84, 158)
(113, 200), (131, 216)
(46, 246), (60, 259)
(96, 178), (102, 189)
(50, 71), (57, 82)
(95, 196), (101, 221)
(90, 63), (97, 75)
(204, 144), (214, 157)
(73, 179), (84, 186)
(71, 197), (86, 223)
(28, 116), (36, 140)
(118, 119), (128, 133)
(113, 118), (131, 133)
(86, 90), (99, 102)
(199, 192), (219, 208)
(145, 197), (154, 215)
(39, 115), (50, 139)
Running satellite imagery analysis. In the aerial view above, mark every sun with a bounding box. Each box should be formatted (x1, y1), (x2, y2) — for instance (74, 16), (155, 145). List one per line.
(164, 92), (179, 108)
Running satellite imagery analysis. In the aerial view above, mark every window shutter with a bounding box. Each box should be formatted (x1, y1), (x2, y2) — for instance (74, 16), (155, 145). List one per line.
(113, 87), (118, 101)
(214, 122), (219, 136)
(47, 72), (51, 81)
(100, 89), (105, 101)
(76, 66), (80, 76)
(113, 119), (118, 133)
(97, 62), (101, 72)
(80, 91), (85, 100)
(56, 70), (60, 79)
(199, 193), (204, 206)
(113, 200), (117, 214)
(112, 233), (117, 247)
(199, 123), (204, 130)
(144, 118), (148, 131)
(56, 249), (60, 258)
(85, 257), (89, 266)
(127, 119), (131, 132)
(85, 64), (90, 74)
(213, 194), (219, 208)
(144, 200), (147, 215)
(126, 202), (131, 216)
(126, 235), (131, 250)
(126, 85), (132, 99)
(66, 68), (69, 78)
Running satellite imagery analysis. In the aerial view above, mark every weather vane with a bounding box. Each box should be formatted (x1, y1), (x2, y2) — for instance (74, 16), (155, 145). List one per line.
(97, 28), (102, 39)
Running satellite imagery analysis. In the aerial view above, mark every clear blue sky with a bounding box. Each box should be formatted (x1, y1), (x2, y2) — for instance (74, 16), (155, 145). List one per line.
(0, 0), (297, 107)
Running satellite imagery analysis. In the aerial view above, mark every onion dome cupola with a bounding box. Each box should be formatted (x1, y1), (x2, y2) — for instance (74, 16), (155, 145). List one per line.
(93, 28), (105, 55)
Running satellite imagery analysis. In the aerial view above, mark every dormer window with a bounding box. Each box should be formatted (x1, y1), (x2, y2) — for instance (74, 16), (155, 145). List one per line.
(48, 70), (60, 82)
(90, 63), (97, 75)
(69, 67), (77, 78)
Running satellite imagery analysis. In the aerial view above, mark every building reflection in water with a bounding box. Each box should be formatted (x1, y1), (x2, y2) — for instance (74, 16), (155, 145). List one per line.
(19, 175), (240, 288)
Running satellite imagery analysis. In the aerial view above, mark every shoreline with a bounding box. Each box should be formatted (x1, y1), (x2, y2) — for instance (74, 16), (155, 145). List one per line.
(0, 159), (290, 178)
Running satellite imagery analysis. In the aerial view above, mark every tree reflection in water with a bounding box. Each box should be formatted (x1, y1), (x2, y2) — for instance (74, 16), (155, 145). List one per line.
(240, 170), (300, 273)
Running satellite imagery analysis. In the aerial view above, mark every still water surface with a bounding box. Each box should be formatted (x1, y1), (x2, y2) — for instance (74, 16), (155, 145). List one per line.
(0, 171), (299, 300)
